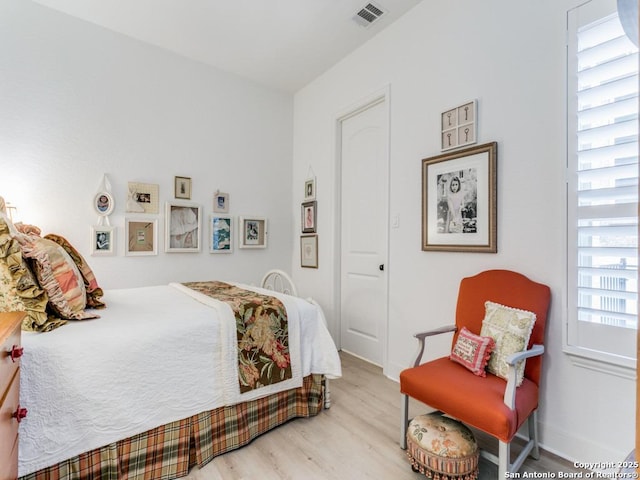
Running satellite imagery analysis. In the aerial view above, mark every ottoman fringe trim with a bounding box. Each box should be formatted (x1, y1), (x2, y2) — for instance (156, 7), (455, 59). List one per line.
(406, 436), (479, 480)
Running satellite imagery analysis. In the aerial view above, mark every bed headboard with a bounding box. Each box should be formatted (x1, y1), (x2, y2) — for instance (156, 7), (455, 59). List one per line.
(260, 270), (298, 297)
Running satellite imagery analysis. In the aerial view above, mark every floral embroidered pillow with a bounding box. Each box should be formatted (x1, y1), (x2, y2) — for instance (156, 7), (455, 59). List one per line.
(480, 301), (536, 386)
(449, 326), (495, 377)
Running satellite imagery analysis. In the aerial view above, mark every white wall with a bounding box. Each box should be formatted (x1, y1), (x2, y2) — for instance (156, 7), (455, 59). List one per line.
(292, 0), (635, 465)
(1, 0), (634, 467)
(0, 0), (294, 289)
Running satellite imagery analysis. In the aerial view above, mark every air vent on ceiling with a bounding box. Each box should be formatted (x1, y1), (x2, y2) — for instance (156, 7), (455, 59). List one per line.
(353, 2), (386, 28)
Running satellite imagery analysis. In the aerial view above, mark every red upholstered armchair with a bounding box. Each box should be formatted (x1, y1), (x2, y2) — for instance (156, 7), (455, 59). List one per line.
(399, 270), (551, 477)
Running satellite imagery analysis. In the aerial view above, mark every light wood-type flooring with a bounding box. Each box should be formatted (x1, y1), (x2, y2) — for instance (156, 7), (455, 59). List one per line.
(186, 351), (586, 479)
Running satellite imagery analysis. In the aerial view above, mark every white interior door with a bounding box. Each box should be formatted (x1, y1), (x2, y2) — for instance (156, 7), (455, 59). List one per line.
(339, 97), (388, 366)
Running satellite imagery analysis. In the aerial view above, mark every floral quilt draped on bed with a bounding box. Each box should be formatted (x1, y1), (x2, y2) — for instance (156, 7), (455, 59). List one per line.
(182, 281), (292, 393)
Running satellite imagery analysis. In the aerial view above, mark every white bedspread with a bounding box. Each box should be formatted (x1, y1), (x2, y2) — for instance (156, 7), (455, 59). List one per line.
(18, 283), (341, 477)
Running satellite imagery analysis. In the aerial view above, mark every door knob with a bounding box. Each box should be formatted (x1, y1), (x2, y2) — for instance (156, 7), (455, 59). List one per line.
(379, 264), (384, 271)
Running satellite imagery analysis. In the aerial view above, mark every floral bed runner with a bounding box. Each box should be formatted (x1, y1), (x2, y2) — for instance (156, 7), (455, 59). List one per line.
(182, 281), (292, 393)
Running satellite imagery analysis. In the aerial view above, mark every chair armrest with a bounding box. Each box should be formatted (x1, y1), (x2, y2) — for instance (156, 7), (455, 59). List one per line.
(411, 324), (456, 367)
(503, 344), (545, 409)
(505, 344), (544, 366)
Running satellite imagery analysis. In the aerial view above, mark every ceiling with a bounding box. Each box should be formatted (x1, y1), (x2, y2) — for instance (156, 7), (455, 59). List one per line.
(32, 0), (422, 93)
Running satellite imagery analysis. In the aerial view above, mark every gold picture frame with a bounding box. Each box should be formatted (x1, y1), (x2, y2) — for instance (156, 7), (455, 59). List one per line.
(422, 142), (497, 253)
(174, 176), (192, 199)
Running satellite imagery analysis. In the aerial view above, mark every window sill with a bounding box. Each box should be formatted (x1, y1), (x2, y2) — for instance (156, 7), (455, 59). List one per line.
(563, 345), (637, 380)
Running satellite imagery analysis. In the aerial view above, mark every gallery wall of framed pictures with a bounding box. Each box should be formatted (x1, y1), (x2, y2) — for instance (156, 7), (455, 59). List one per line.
(301, 175), (318, 268)
(90, 174), (272, 258)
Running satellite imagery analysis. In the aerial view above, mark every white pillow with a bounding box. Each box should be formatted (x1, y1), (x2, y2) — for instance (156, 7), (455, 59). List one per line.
(480, 301), (536, 386)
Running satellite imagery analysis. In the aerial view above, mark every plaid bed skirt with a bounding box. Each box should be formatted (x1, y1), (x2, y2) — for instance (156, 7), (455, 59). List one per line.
(20, 374), (324, 480)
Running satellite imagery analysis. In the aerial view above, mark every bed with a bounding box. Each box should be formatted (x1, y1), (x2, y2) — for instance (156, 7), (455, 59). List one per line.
(0, 207), (341, 480)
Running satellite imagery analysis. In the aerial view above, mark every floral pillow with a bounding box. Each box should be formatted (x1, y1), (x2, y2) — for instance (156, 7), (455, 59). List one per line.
(17, 235), (99, 321)
(480, 301), (536, 386)
(45, 234), (106, 309)
(449, 326), (495, 377)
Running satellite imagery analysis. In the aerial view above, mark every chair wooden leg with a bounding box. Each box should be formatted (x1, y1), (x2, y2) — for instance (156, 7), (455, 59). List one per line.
(400, 394), (409, 449)
(499, 440), (510, 478)
(529, 410), (540, 460)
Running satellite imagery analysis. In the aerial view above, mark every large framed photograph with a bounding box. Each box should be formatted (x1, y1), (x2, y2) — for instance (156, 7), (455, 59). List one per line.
(174, 176), (192, 200)
(422, 141), (497, 253)
(165, 202), (201, 252)
(209, 215), (233, 253)
(238, 216), (267, 249)
(300, 234), (318, 268)
(301, 201), (317, 233)
(125, 218), (158, 256)
(127, 182), (159, 214)
(91, 225), (115, 256)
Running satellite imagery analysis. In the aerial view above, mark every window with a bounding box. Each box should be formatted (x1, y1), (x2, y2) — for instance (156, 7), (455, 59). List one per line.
(567, 0), (638, 369)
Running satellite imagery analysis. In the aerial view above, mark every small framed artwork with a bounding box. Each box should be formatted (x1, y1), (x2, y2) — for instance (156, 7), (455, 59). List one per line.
(301, 201), (317, 234)
(422, 141), (497, 253)
(127, 182), (159, 214)
(441, 100), (477, 151)
(210, 215), (233, 253)
(165, 202), (201, 252)
(300, 235), (318, 268)
(91, 225), (115, 256)
(125, 218), (158, 256)
(213, 191), (229, 213)
(93, 192), (114, 217)
(238, 216), (267, 249)
(174, 176), (192, 200)
(304, 177), (316, 200)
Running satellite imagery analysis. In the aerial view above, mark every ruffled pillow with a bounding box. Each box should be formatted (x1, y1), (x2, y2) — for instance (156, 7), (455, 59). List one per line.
(45, 234), (106, 309)
(17, 235), (99, 321)
(450, 326), (495, 377)
(0, 214), (66, 332)
(480, 301), (536, 386)
(14, 222), (42, 237)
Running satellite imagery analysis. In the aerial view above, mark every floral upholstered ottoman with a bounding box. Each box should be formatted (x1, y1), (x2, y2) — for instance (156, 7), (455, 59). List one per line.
(406, 413), (479, 480)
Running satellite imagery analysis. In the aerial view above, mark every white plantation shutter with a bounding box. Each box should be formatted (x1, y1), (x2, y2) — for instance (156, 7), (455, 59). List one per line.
(567, 3), (638, 367)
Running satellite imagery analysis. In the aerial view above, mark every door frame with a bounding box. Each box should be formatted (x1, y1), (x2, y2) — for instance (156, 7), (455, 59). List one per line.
(333, 85), (391, 369)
